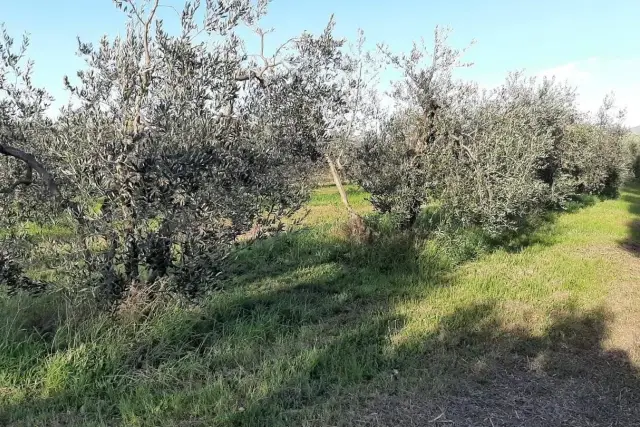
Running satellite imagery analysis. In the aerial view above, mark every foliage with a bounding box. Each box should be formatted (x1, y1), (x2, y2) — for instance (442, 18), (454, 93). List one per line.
(433, 74), (559, 233)
(1, 1), (353, 303)
(626, 133), (640, 180)
(346, 30), (634, 235)
(0, 24), (62, 294)
(559, 94), (630, 198)
(348, 111), (433, 227)
(347, 27), (472, 228)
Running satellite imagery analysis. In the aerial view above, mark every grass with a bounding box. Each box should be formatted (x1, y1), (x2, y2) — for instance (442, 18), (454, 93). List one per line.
(294, 184), (372, 225)
(1, 184), (639, 426)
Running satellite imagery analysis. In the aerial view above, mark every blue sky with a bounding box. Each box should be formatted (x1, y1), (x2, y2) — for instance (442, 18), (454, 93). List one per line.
(4, 0), (640, 124)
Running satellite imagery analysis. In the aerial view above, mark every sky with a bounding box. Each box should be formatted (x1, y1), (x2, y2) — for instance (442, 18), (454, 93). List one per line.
(3, 0), (640, 125)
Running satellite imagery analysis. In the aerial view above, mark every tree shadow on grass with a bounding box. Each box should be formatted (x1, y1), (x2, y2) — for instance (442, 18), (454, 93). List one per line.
(3, 266), (640, 426)
(347, 303), (640, 427)
(227, 200), (575, 291)
(206, 301), (640, 426)
(0, 230), (452, 426)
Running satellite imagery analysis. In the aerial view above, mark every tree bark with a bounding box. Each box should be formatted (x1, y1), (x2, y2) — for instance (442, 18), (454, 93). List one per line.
(326, 154), (355, 216)
(0, 143), (57, 195)
(326, 154), (372, 243)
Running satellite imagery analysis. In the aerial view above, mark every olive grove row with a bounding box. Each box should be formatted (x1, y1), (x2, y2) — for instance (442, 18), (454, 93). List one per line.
(0, 0), (634, 303)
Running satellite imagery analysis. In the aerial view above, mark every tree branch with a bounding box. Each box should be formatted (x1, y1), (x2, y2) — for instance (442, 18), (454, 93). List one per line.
(0, 143), (57, 195)
(234, 31), (296, 89)
(234, 69), (267, 88)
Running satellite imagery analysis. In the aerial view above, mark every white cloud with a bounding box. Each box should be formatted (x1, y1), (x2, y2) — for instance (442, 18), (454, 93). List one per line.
(534, 57), (640, 126)
(536, 59), (594, 85)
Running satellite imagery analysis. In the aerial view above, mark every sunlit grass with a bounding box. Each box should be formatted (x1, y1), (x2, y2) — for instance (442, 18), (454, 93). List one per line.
(292, 183), (372, 226)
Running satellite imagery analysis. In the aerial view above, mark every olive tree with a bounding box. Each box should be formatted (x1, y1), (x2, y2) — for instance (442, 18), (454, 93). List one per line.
(345, 28), (630, 235)
(434, 73), (561, 233)
(347, 27), (473, 228)
(321, 30), (383, 225)
(1, 0), (351, 304)
(561, 94), (630, 198)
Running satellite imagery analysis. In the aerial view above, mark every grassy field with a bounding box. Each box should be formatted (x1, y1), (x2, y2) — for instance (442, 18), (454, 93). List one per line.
(1, 184), (639, 426)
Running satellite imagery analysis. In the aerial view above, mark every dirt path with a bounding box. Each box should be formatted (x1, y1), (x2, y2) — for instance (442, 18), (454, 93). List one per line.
(348, 193), (640, 427)
(604, 243), (640, 364)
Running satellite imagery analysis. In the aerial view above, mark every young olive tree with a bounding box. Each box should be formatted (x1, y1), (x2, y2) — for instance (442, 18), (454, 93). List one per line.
(347, 27), (473, 228)
(239, 19), (380, 239)
(321, 29), (382, 224)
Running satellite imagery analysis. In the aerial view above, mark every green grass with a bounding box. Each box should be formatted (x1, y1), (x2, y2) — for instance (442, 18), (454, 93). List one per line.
(296, 184), (372, 225)
(1, 184), (640, 426)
